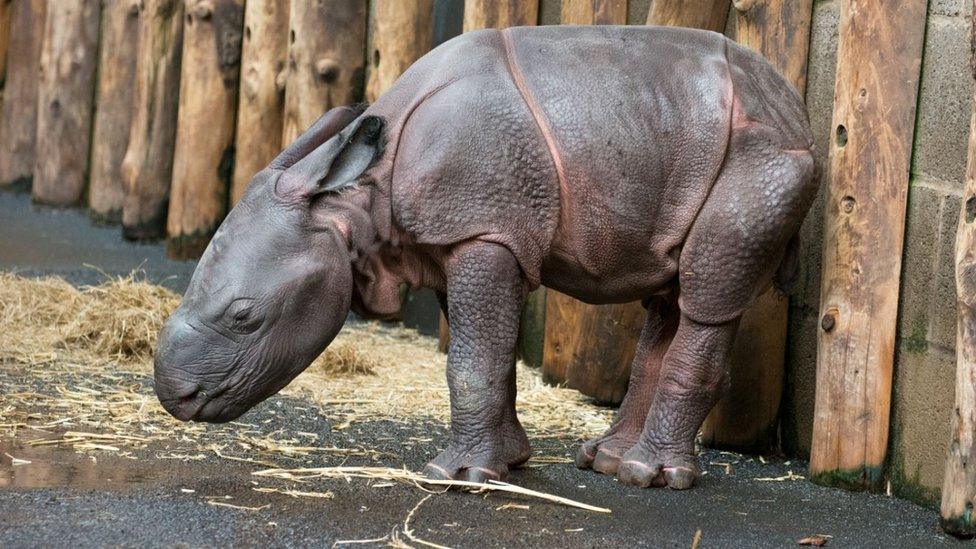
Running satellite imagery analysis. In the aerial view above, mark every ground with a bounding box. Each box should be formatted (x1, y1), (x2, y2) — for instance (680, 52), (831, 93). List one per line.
(0, 190), (965, 547)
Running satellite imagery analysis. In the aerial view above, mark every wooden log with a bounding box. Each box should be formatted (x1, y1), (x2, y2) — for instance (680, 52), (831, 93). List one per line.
(810, 0), (927, 491)
(166, 0), (245, 259)
(0, 0), (12, 91)
(120, 0), (184, 240)
(560, 0), (626, 25)
(32, 0), (101, 206)
(281, 0), (367, 145)
(646, 0), (731, 29)
(365, 0), (434, 104)
(462, 0), (538, 30)
(539, 1), (633, 401)
(230, 0), (289, 206)
(941, 3), (976, 536)
(700, 0), (813, 451)
(0, 0), (46, 189)
(446, 0), (541, 362)
(89, 0), (141, 222)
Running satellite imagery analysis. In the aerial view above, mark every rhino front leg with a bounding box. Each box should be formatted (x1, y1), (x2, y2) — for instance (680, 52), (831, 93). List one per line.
(424, 241), (531, 483)
(616, 314), (738, 489)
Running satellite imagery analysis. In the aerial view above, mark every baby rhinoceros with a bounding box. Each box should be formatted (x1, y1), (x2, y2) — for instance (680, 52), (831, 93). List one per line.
(154, 26), (817, 490)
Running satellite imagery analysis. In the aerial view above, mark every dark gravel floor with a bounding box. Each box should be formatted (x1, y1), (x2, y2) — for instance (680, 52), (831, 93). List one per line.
(0, 188), (968, 548)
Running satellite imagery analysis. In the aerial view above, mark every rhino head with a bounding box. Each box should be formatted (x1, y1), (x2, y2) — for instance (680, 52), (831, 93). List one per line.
(153, 106), (388, 422)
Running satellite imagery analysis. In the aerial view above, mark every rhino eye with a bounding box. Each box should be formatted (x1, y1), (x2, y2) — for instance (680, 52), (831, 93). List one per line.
(224, 298), (262, 334)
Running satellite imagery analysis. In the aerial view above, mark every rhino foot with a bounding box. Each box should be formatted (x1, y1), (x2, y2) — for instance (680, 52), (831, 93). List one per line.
(615, 443), (699, 490)
(423, 427), (531, 484)
(575, 429), (640, 475)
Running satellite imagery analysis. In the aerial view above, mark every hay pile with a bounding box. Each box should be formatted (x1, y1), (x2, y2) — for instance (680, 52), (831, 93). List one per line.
(0, 272), (612, 459)
(0, 272), (179, 364)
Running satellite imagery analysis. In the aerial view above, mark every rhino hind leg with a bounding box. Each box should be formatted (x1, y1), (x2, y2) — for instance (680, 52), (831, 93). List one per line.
(575, 294), (679, 474)
(617, 124), (818, 490)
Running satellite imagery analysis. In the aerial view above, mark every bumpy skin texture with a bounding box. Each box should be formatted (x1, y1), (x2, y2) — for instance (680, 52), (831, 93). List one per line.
(154, 26), (818, 492)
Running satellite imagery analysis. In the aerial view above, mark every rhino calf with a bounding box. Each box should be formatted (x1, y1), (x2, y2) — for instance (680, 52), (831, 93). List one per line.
(154, 26), (817, 490)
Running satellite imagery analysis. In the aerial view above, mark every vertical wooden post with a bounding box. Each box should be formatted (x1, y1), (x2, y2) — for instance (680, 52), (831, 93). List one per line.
(166, 0), (245, 259)
(0, 0), (46, 188)
(448, 0), (541, 362)
(462, 0), (538, 30)
(230, 0), (289, 206)
(365, 0), (434, 103)
(89, 0), (141, 222)
(810, 0), (927, 491)
(540, 1), (634, 403)
(700, 0), (813, 451)
(120, 0), (184, 240)
(646, 0), (731, 30)
(0, 0), (12, 91)
(941, 3), (976, 536)
(32, 0), (101, 206)
(281, 0), (367, 145)
(560, 0), (626, 25)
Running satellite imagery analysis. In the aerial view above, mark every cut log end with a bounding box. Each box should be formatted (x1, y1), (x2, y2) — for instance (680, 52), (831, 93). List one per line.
(940, 512), (976, 540)
(167, 232), (214, 260)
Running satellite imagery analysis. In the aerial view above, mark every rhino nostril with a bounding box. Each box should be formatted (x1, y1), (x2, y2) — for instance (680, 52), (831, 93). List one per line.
(179, 389), (201, 406)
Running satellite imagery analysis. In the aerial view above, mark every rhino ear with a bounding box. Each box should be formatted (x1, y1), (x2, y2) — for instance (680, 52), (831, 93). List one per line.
(269, 104), (365, 170)
(278, 115), (385, 199)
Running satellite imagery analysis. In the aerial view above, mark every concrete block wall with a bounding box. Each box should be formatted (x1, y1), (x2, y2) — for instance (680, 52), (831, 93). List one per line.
(782, 0), (974, 506)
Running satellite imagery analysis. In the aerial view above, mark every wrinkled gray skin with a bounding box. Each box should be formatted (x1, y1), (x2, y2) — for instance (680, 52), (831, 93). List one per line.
(155, 26), (818, 490)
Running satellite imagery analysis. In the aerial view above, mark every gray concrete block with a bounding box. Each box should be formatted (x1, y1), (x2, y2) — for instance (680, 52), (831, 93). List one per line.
(889, 346), (955, 500)
(931, 0), (973, 17)
(931, 193), (961, 351)
(897, 183), (960, 353)
(898, 184), (944, 353)
(912, 16), (973, 187)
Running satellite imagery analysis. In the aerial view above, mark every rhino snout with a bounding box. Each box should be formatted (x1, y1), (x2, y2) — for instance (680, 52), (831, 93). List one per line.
(154, 316), (242, 423)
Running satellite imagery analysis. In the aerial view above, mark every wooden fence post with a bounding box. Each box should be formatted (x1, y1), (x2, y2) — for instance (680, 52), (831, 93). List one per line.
(540, 0), (635, 403)
(455, 0), (541, 363)
(810, 0), (927, 491)
(32, 0), (101, 206)
(940, 2), (976, 536)
(120, 0), (184, 240)
(89, 0), (141, 222)
(281, 0), (367, 145)
(462, 0), (537, 31)
(230, 0), (289, 205)
(0, 0), (46, 189)
(646, 0), (731, 31)
(700, 0), (813, 451)
(166, 0), (245, 259)
(0, 0), (11, 91)
(365, 0), (434, 103)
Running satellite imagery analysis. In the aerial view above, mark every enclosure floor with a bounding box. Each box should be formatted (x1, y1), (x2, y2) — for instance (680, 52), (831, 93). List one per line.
(0, 188), (959, 547)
